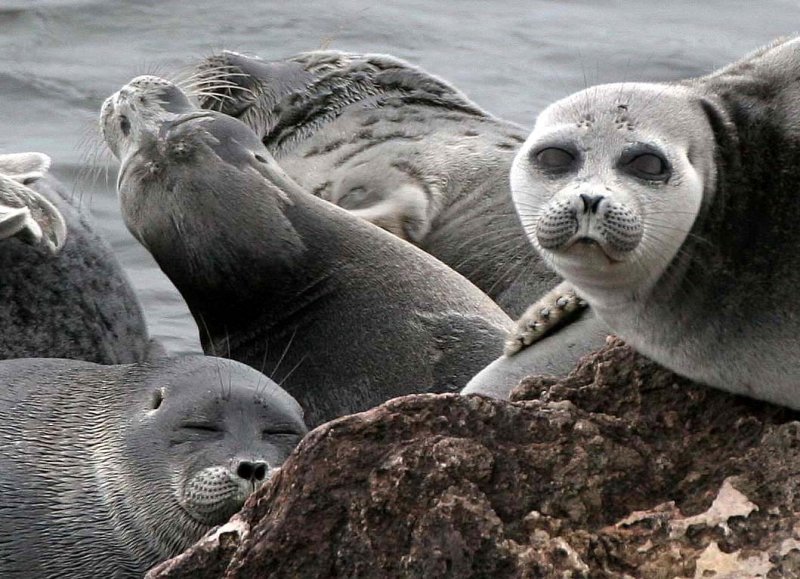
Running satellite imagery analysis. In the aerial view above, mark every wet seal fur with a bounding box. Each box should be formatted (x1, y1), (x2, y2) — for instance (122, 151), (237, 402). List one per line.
(101, 75), (512, 426)
(192, 50), (560, 317)
(511, 37), (800, 409)
(0, 355), (307, 578)
(0, 153), (155, 363)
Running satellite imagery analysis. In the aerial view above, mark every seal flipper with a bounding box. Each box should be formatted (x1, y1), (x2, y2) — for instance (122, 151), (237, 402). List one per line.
(419, 311), (511, 393)
(0, 174), (67, 253)
(504, 281), (589, 356)
(325, 164), (432, 243)
(0, 152), (51, 184)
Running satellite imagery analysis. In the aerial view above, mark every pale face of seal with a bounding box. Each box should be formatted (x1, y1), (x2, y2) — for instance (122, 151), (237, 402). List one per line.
(511, 83), (716, 307)
(0, 153), (66, 253)
(125, 358), (307, 530)
(101, 75), (195, 164)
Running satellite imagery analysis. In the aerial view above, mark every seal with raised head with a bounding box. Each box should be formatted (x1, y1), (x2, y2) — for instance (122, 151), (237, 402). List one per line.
(101, 75), (513, 426)
(191, 50), (559, 317)
(0, 152), (156, 363)
(0, 354), (307, 578)
(510, 36), (800, 409)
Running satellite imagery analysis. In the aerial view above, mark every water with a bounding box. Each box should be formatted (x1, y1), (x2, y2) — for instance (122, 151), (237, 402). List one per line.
(0, 0), (796, 353)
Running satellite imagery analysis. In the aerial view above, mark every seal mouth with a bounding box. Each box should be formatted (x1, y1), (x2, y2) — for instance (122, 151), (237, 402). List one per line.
(560, 235), (624, 265)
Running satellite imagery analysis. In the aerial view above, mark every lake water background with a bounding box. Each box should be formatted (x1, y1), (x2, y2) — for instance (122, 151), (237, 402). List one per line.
(1, 0), (797, 353)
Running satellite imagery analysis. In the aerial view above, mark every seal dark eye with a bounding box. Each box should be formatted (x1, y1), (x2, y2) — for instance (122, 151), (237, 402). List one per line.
(151, 389), (163, 410)
(119, 115), (131, 137)
(629, 154), (666, 176)
(619, 147), (671, 182)
(535, 147), (575, 168)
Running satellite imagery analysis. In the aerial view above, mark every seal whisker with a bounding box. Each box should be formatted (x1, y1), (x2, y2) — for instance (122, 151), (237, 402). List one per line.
(277, 353), (308, 388)
(196, 313), (217, 357)
(270, 327), (298, 382)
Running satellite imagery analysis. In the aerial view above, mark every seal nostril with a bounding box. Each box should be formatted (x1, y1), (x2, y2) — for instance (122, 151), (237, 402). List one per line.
(236, 461), (254, 480)
(579, 193), (604, 214)
(236, 460), (268, 481)
(253, 463), (267, 480)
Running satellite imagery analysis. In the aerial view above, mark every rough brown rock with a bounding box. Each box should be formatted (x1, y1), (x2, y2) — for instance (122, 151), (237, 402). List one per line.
(147, 338), (800, 578)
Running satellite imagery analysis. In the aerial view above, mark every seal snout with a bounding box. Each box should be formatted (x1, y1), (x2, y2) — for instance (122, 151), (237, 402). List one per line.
(536, 189), (643, 261)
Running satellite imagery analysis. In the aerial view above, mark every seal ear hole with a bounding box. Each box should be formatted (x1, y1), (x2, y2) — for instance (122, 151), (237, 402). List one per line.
(254, 154), (267, 163)
(151, 389), (164, 410)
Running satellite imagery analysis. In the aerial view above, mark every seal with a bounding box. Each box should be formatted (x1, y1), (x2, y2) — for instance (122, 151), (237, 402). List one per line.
(509, 36), (800, 409)
(0, 354), (307, 578)
(101, 75), (513, 426)
(191, 50), (559, 317)
(0, 152), (156, 363)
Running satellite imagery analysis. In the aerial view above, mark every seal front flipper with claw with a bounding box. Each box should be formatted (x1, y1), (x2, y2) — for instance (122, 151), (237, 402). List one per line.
(504, 282), (589, 356)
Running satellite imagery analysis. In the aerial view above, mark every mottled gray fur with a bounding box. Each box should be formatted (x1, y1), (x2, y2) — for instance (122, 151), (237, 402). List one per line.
(0, 163), (154, 363)
(194, 50), (560, 318)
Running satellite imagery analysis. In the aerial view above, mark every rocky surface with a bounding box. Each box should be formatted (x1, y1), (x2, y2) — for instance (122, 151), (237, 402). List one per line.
(148, 338), (800, 578)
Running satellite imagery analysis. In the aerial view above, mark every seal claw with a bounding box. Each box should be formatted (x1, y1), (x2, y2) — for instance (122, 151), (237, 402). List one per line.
(504, 282), (588, 356)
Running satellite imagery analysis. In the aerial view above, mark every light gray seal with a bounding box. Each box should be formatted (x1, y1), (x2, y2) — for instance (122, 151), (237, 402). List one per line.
(0, 354), (307, 578)
(101, 75), (513, 426)
(192, 50), (560, 318)
(509, 36), (800, 409)
(0, 152), (156, 363)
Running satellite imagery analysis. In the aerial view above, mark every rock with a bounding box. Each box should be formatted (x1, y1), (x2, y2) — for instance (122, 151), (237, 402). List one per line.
(148, 338), (800, 578)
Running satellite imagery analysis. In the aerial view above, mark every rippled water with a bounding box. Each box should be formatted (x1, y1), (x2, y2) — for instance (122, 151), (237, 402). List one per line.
(0, 0), (796, 353)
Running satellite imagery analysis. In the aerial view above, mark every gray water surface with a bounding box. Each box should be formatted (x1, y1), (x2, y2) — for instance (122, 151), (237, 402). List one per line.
(1, 0), (797, 353)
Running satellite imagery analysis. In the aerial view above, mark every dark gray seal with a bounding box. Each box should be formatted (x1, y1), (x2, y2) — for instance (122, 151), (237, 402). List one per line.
(192, 50), (559, 318)
(510, 37), (800, 409)
(0, 354), (307, 578)
(101, 75), (513, 426)
(0, 152), (155, 363)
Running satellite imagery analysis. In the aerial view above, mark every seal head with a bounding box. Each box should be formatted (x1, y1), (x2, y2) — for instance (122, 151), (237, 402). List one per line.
(511, 82), (713, 307)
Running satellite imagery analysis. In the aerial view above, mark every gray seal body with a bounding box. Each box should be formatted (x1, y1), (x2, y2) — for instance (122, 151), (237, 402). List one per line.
(0, 355), (307, 578)
(194, 50), (560, 318)
(102, 76), (512, 426)
(510, 37), (800, 408)
(0, 153), (154, 363)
